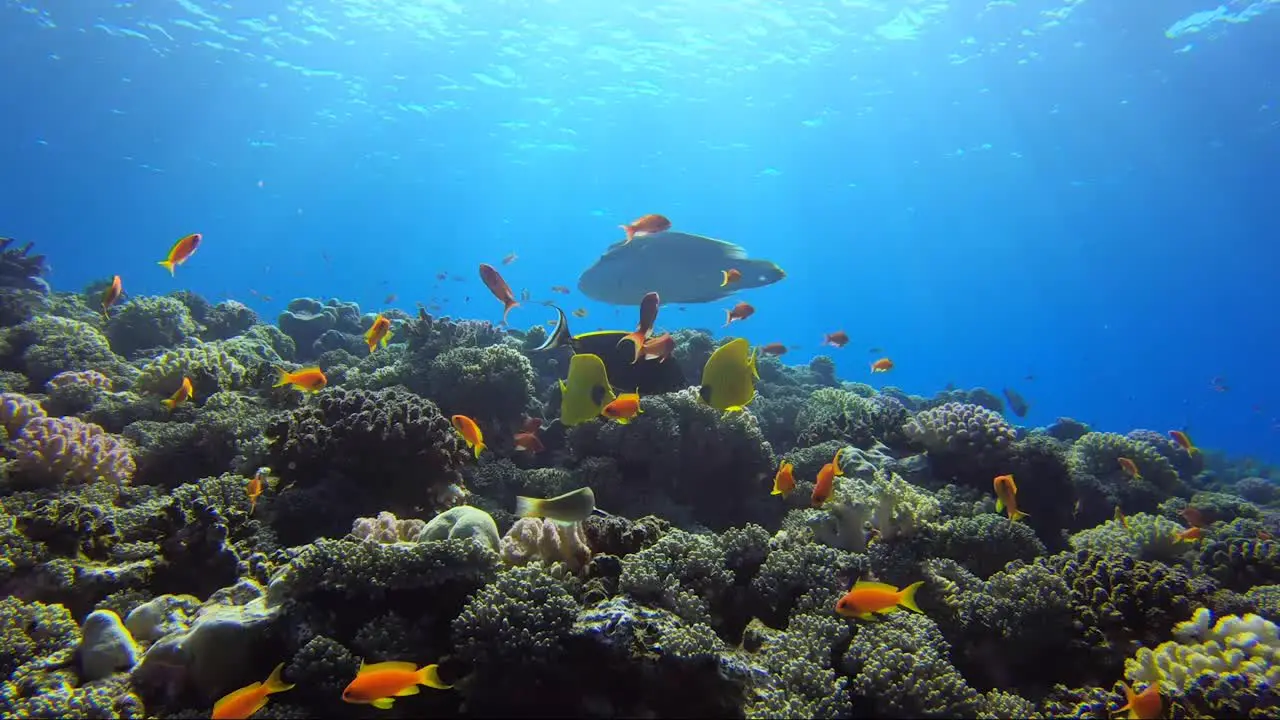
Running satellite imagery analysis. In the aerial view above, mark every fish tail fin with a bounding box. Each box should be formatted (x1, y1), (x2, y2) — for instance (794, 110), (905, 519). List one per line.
(514, 495), (541, 518)
(272, 367), (290, 388)
(473, 440), (485, 459)
(720, 270), (731, 287)
(382, 330), (392, 347)
(502, 300), (519, 325)
(157, 259), (175, 275)
(1010, 508), (1029, 522)
(617, 331), (645, 363)
(161, 397), (176, 410)
(619, 224), (634, 244)
(723, 309), (733, 327)
(264, 662), (296, 694)
(417, 663), (453, 690)
(898, 581), (925, 614)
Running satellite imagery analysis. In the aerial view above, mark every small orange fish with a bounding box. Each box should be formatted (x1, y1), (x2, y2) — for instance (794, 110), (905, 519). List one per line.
(364, 314), (393, 353)
(642, 333), (675, 363)
(1175, 526), (1203, 543)
(620, 213), (671, 244)
(992, 474), (1029, 522)
(573, 308), (589, 318)
(759, 343), (789, 356)
(870, 357), (894, 373)
(513, 431), (544, 453)
(478, 263), (519, 325)
(211, 662), (295, 720)
(771, 461), (795, 496)
(1169, 430), (1197, 454)
(720, 268), (742, 287)
(618, 292), (660, 364)
(274, 366), (327, 393)
(502, 252), (518, 265)
(1180, 506), (1207, 528)
(341, 660), (452, 710)
(158, 232), (201, 275)
(824, 331), (849, 348)
(811, 448), (845, 507)
(835, 579), (925, 620)
(451, 415), (485, 458)
(1115, 681), (1162, 720)
(724, 301), (754, 327)
(161, 377), (194, 410)
(1115, 506), (1130, 530)
(602, 392), (643, 424)
(551, 285), (571, 294)
(101, 274), (123, 318)
(522, 416), (543, 433)
(246, 470), (267, 515)
(1117, 457), (1143, 480)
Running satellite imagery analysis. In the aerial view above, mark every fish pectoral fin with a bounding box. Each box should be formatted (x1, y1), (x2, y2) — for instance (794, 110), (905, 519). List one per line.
(372, 697), (395, 709)
(395, 685), (421, 697)
(995, 498), (1005, 512)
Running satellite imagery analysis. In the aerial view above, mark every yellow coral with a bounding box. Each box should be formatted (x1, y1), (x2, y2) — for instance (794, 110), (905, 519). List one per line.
(1125, 607), (1280, 694)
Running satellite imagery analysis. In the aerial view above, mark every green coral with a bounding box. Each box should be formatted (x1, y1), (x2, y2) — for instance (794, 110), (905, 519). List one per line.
(841, 611), (982, 716)
(105, 295), (198, 358)
(133, 343), (248, 397)
(1069, 431), (1186, 501)
(747, 613), (852, 718)
(620, 529), (734, 627)
(1198, 538), (1280, 592)
(426, 344), (536, 422)
(933, 513), (1046, 578)
(12, 315), (126, 386)
(1068, 512), (1195, 563)
(795, 387), (897, 449)
(453, 566), (580, 669)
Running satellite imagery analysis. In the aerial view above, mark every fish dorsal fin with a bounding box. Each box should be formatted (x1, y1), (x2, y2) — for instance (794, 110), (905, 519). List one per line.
(533, 306), (573, 352)
(853, 580), (899, 592)
(360, 660), (419, 673)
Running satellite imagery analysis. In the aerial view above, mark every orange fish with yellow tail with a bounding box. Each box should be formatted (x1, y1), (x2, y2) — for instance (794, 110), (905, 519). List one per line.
(211, 662), (294, 720)
(771, 461), (795, 496)
(619, 213), (671, 244)
(341, 659), (452, 710)
(835, 579), (925, 620)
(478, 263), (519, 325)
(246, 468), (270, 515)
(724, 301), (754, 327)
(1114, 681), (1162, 720)
(1168, 429), (1198, 454)
(1175, 526), (1203, 543)
(642, 333), (675, 363)
(1117, 457), (1142, 481)
(811, 447), (845, 507)
(158, 233), (201, 275)
(363, 314), (393, 353)
(451, 414), (486, 458)
(720, 268), (742, 287)
(161, 377), (193, 410)
(602, 392), (643, 424)
(617, 291), (659, 363)
(992, 474), (1028, 521)
(101, 275), (123, 318)
(870, 357), (894, 373)
(273, 366), (327, 393)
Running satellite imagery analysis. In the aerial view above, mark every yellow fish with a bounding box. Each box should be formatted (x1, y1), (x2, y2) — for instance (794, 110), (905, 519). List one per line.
(161, 376), (193, 410)
(698, 338), (758, 411)
(559, 353), (616, 426)
(515, 487), (597, 525)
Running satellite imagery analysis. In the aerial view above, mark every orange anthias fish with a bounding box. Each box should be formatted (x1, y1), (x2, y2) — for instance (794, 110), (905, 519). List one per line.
(1115, 681), (1162, 720)
(1169, 430), (1198, 454)
(161, 377), (194, 410)
(364, 314), (393, 353)
(835, 579), (925, 621)
(720, 268), (742, 287)
(1180, 506), (1207, 528)
(1115, 506), (1130, 530)
(274, 367), (327, 393)
(620, 213), (671, 244)
(451, 414), (486, 458)
(1175, 526), (1204, 543)
(246, 470), (268, 515)
(101, 274), (123, 318)
(602, 393), (643, 424)
(760, 343), (789, 356)
(771, 461), (795, 496)
(1117, 457), (1143, 481)
(478, 263), (519, 325)
(724, 301), (755, 327)
(522, 416), (543, 433)
(502, 252), (518, 265)
(824, 331), (849, 348)
(992, 474), (1029, 522)
(642, 333), (675, 363)
(618, 291), (660, 363)
(870, 357), (894, 373)
(158, 232), (202, 275)
(513, 431), (544, 453)
(811, 448), (845, 507)
(341, 660), (452, 710)
(211, 662), (295, 720)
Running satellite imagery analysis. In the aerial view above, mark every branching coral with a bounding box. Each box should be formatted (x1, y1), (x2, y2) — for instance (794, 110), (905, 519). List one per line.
(903, 401), (1016, 486)
(499, 517), (592, 573)
(0, 392), (45, 435)
(8, 416), (135, 488)
(133, 344), (248, 397)
(1068, 512), (1196, 563)
(841, 611), (983, 716)
(426, 344), (536, 423)
(795, 387), (905, 449)
(1069, 431), (1186, 507)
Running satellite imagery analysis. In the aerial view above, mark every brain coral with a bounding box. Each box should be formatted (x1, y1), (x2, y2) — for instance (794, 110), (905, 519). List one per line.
(105, 296), (198, 358)
(903, 401), (1015, 486)
(8, 416), (135, 488)
(15, 315), (124, 386)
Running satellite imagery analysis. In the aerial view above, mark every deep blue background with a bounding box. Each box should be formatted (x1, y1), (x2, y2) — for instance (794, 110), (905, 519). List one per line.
(2, 1), (1277, 461)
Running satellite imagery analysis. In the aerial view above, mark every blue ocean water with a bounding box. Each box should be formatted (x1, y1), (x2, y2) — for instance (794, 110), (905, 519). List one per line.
(1, 0), (1277, 463)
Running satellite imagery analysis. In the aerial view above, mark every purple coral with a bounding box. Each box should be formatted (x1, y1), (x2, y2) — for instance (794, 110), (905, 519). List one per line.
(904, 401), (1016, 459)
(1, 392), (46, 435)
(351, 511), (426, 544)
(9, 416), (135, 487)
(46, 370), (113, 392)
(499, 517), (592, 573)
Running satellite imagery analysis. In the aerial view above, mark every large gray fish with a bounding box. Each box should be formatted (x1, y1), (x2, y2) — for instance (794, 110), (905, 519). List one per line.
(576, 231), (785, 305)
